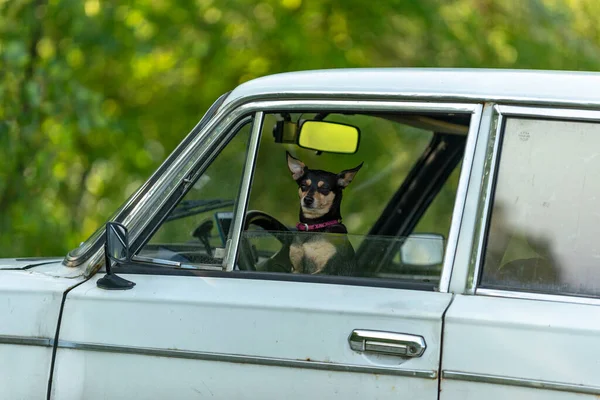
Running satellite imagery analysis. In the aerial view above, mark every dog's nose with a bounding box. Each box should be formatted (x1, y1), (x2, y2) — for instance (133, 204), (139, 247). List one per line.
(303, 196), (314, 206)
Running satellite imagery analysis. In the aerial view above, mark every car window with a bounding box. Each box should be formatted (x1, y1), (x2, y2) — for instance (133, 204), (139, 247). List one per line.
(137, 120), (252, 266)
(241, 111), (467, 285)
(249, 113), (433, 237)
(480, 117), (600, 297)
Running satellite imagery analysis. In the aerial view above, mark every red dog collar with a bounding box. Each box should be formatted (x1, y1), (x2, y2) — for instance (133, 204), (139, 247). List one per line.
(296, 220), (341, 231)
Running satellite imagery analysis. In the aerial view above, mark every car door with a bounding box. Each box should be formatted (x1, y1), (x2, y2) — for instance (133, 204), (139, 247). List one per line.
(50, 99), (481, 400)
(441, 105), (600, 399)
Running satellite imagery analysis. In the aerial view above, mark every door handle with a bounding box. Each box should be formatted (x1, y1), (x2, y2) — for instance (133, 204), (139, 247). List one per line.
(348, 329), (426, 357)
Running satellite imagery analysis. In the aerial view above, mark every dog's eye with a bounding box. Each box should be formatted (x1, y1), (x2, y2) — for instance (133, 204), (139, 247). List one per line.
(300, 185), (308, 191)
(319, 188), (330, 195)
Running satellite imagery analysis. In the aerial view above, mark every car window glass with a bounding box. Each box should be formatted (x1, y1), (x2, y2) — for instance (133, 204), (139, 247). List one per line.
(241, 112), (468, 285)
(137, 121), (252, 266)
(249, 113), (433, 237)
(480, 117), (600, 297)
(413, 161), (462, 237)
(391, 162), (462, 276)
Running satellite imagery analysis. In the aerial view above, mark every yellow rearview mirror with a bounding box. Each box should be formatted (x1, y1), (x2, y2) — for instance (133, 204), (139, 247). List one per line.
(298, 121), (360, 154)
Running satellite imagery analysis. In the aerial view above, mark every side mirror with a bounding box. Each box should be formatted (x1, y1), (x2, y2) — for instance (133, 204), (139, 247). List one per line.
(106, 222), (130, 263)
(400, 233), (444, 267)
(298, 120), (360, 154)
(97, 222), (136, 290)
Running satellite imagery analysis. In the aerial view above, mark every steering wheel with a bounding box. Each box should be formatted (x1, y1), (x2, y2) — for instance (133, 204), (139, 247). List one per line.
(237, 210), (293, 272)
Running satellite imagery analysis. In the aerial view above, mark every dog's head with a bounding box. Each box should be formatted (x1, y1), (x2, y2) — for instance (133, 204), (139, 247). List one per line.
(286, 152), (362, 220)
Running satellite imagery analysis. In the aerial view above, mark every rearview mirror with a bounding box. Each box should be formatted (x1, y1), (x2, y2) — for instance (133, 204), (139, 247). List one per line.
(400, 233), (444, 267)
(298, 120), (360, 154)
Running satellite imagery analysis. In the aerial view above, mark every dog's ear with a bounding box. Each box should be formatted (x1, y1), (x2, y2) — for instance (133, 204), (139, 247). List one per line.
(286, 151), (306, 180)
(337, 162), (363, 188)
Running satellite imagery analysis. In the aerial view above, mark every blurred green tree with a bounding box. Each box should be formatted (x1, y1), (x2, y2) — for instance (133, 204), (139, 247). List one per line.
(1, 0), (599, 256)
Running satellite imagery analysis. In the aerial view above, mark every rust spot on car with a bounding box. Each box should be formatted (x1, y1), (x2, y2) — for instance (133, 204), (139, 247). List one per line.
(298, 357), (334, 363)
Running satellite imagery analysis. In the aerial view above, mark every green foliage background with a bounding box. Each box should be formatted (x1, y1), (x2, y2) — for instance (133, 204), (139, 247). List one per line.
(1, 0), (599, 257)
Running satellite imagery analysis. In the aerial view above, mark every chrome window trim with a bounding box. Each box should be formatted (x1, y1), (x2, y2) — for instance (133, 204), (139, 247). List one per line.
(498, 105), (600, 120)
(56, 339), (436, 379)
(229, 90), (600, 109)
(442, 370), (600, 395)
(448, 103), (497, 294)
(225, 112), (264, 270)
(438, 104), (483, 293)
(72, 97), (480, 278)
(468, 107), (504, 294)
(0, 335), (53, 347)
(223, 69), (600, 110)
(477, 288), (600, 307)
(241, 99), (478, 113)
(469, 104), (600, 296)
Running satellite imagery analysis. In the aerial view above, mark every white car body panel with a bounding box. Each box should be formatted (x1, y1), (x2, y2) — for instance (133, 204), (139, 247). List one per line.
(54, 352), (430, 400)
(0, 268), (84, 400)
(441, 294), (600, 398)
(51, 274), (450, 399)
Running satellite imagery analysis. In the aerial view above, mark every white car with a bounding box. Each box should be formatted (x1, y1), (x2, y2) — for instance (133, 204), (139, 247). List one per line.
(3, 68), (600, 400)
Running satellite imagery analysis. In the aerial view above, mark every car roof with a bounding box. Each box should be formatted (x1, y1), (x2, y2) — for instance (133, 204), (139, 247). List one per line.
(225, 68), (600, 108)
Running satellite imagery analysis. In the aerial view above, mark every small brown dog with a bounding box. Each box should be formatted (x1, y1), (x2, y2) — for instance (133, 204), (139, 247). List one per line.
(286, 152), (362, 275)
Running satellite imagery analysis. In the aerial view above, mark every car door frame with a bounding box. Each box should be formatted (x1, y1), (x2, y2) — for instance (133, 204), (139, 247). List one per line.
(49, 97), (484, 400)
(107, 97), (484, 287)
